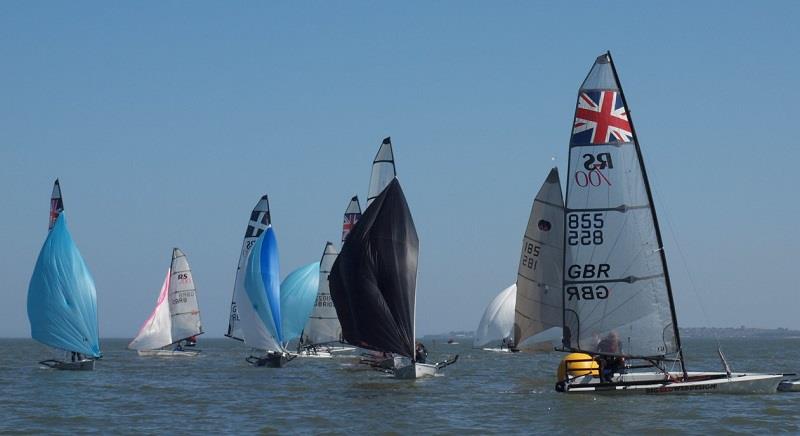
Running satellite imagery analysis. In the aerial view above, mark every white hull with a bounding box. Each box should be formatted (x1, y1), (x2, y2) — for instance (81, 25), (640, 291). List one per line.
(482, 347), (512, 353)
(39, 359), (95, 371)
(561, 371), (782, 394)
(137, 349), (200, 357)
(328, 346), (356, 353)
(393, 362), (439, 379)
(294, 350), (333, 359)
(778, 380), (800, 392)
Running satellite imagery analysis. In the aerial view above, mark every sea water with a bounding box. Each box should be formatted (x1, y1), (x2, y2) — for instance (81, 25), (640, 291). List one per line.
(1, 337), (798, 433)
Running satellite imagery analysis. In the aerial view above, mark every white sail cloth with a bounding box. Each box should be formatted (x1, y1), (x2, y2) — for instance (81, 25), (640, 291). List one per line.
(474, 284), (516, 347)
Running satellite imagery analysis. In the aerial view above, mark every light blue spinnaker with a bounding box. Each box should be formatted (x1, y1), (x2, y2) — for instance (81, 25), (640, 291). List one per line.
(280, 262), (320, 345)
(27, 214), (101, 358)
(243, 225), (283, 349)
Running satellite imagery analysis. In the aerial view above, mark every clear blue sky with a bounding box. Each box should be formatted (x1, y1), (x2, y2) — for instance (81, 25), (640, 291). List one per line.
(2, 2), (798, 338)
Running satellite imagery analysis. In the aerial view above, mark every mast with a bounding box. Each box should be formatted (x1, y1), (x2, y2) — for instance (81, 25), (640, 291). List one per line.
(605, 51), (686, 378)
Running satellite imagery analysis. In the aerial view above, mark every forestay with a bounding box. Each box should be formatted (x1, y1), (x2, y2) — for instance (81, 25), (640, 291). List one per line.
(240, 225), (284, 352)
(513, 168), (564, 350)
(226, 195), (271, 340)
(169, 248), (203, 342)
(27, 214), (101, 358)
(330, 178), (418, 359)
(366, 137), (396, 207)
(562, 53), (678, 360)
(473, 284), (516, 348)
(280, 262), (320, 344)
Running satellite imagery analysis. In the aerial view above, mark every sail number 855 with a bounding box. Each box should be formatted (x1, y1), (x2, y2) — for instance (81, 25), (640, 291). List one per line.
(568, 213), (604, 246)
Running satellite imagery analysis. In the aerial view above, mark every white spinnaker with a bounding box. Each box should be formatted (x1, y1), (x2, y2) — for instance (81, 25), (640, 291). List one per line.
(473, 284), (516, 347)
(513, 168), (564, 351)
(226, 195), (270, 340)
(128, 269), (173, 350)
(301, 242), (340, 346)
(169, 248), (202, 342)
(563, 54), (677, 358)
(366, 137), (396, 207)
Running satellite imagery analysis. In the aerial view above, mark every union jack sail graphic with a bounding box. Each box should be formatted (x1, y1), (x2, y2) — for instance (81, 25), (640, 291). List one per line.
(571, 91), (632, 145)
(341, 196), (362, 244)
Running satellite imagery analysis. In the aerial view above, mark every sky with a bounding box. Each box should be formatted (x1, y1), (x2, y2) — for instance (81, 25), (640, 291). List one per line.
(1, 2), (798, 338)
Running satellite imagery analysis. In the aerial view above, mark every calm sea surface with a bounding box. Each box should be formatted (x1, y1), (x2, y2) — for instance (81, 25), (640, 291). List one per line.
(1, 337), (799, 434)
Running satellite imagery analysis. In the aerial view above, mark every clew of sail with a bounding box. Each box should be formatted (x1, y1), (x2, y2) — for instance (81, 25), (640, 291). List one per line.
(329, 178), (418, 359)
(49, 179), (64, 231)
(169, 248), (203, 342)
(562, 53), (679, 361)
(513, 168), (564, 351)
(474, 284), (516, 348)
(128, 269), (172, 350)
(240, 225), (284, 352)
(366, 137), (396, 207)
(27, 214), (101, 358)
(226, 195), (271, 340)
(279, 261), (321, 345)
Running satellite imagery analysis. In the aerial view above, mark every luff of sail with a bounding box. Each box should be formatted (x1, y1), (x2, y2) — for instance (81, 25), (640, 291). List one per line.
(366, 137), (396, 207)
(562, 52), (680, 362)
(128, 269), (173, 350)
(27, 214), (101, 358)
(226, 195), (271, 340)
(301, 242), (340, 346)
(49, 179), (64, 231)
(512, 168), (564, 351)
(240, 225), (284, 352)
(169, 248), (203, 342)
(474, 284), (516, 348)
(279, 261), (321, 344)
(329, 178), (418, 359)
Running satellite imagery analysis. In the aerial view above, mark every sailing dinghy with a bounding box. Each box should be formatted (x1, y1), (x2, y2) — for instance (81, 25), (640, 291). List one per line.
(555, 52), (782, 394)
(240, 221), (294, 367)
(474, 284), (516, 352)
(128, 248), (204, 357)
(28, 180), (101, 370)
(511, 168), (564, 352)
(298, 196), (362, 357)
(330, 178), (457, 379)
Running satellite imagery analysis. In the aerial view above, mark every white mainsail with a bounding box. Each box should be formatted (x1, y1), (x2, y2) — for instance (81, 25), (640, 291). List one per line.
(128, 248), (202, 351)
(226, 195), (271, 340)
(300, 242), (340, 346)
(512, 168), (564, 351)
(562, 53), (678, 360)
(473, 284), (516, 348)
(169, 248), (202, 342)
(366, 137), (396, 207)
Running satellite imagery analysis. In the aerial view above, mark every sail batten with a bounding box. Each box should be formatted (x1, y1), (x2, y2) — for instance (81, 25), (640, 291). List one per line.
(561, 52), (681, 367)
(226, 195), (271, 340)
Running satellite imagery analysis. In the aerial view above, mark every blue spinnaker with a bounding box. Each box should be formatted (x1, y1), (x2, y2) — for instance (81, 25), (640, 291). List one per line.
(244, 226), (283, 346)
(280, 262), (320, 344)
(27, 214), (101, 358)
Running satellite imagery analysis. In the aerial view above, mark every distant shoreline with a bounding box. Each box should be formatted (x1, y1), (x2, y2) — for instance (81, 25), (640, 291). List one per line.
(422, 327), (800, 340)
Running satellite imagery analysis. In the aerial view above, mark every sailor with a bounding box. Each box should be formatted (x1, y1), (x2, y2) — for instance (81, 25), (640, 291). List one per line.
(415, 342), (428, 364)
(596, 331), (625, 382)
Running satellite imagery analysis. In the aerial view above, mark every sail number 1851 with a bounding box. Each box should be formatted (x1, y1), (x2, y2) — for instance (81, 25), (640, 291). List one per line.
(521, 242), (540, 271)
(568, 213), (604, 246)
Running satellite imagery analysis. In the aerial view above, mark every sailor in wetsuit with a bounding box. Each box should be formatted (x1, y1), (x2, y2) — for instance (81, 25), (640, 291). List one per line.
(415, 342), (428, 364)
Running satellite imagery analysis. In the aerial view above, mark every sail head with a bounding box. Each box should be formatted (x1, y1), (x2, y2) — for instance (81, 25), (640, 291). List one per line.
(49, 179), (64, 231)
(366, 137), (396, 206)
(341, 196), (362, 243)
(329, 178), (418, 358)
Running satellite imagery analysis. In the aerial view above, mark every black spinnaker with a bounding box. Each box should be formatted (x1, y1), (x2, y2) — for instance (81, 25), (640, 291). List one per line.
(329, 178), (418, 359)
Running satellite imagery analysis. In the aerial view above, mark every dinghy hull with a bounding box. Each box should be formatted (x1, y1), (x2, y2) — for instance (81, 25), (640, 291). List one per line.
(393, 362), (439, 379)
(778, 380), (800, 392)
(246, 352), (292, 368)
(39, 359), (95, 371)
(559, 371), (782, 394)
